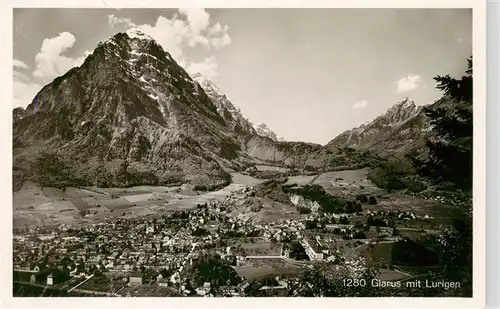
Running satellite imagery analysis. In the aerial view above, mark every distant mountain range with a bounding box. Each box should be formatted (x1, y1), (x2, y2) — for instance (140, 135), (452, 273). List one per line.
(326, 97), (448, 157)
(12, 29), (445, 190)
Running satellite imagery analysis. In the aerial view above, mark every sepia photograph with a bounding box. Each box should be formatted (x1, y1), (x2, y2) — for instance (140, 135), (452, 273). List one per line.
(3, 1), (486, 307)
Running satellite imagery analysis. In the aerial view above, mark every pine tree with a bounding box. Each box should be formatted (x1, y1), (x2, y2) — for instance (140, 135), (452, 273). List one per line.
(410, 57), (473, 190)
(411, 57), (474, 296)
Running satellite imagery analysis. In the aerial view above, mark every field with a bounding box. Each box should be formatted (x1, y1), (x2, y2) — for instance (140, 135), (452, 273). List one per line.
(312, 168), (384, 197)
(255, 165), (289, 172)
(358, 242), (395, 265)
(226, 197), (300, 224)
(117, 285), (181, 297)
(13, 168), (447, 228)
(12, 181), (249, 228)
(234, 258), (303, 280)
(230, 173), (265, 186)
(377, 268), (411, 281)
(233, 240), (282, 256)
(285, 175), (317, 186)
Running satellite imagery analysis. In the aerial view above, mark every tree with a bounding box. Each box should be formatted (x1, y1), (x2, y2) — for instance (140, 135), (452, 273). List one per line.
(408, 57), (473, 296)
(410, 57), (473, 190)
(339, 216), (349, 224)
(368, 196), (377, 205)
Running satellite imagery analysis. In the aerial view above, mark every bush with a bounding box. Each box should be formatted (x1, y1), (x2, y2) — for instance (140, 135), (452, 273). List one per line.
(356, 194), (368, 203)
(35, 153), (90, 188)
(339, 217), (349, 224)
(391, 238), (439, 267)
(286, 241), (309, 260)
(367, 163), (408, 192)
(304, 220), (318, 229)
(353, 231), (366, 239)
(191, 228), (209, 237)
(297, 206), (311, 214)
(250, 203), (263, 212)
(368, 196), (377, 205)
(404, 178), (428, 193)
(283, 184), (348, 213)
(186, 254), (242, 288)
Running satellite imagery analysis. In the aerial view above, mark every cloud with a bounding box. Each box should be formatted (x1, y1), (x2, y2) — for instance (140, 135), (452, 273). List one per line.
(13, 72), (42, 108)
(454, 32), (463, 44)
(108, 14), (135, 28)
(72, 50), (92, 67)
(186, 56), (218, 78)
(396, 74), (422, 93)
(352, 100), (369, 109)
(107, 9), (231, 78)
(13, 59), (28, 69)
(33, 32), (89, 80)
(14, 33), (90, 108)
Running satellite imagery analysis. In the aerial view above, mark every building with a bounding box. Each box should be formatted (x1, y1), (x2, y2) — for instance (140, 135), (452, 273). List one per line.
(300, 238), (324, 261)
(196, 282), (211, 296)
(129, 272), (143, 286)
(157, 278), (170, 287)
(146, 222), (155, 234)
(46, 274), (53, 286)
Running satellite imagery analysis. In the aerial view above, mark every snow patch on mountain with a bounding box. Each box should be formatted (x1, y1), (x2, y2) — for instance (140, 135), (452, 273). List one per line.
(126, 28), (154, 40)
(191, 73), (285, 141)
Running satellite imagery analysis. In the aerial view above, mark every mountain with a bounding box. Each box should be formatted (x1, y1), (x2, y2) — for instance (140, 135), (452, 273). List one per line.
(326, 98), (432, 156)
(13, 29), (249, 190)
(13, 107), (26, 122)
(188, 75), (377, 172)
(191, 73), (256, 138)
(12, 29), (384, 192)
(191, 74), (284, 142)
(252, 123), (283, 142)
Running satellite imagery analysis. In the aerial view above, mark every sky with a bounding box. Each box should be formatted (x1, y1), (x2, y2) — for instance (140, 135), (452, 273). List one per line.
(13, 8), (472, 144)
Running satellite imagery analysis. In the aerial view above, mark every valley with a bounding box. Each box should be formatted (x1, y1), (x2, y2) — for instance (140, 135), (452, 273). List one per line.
(11, 27), (473, 298)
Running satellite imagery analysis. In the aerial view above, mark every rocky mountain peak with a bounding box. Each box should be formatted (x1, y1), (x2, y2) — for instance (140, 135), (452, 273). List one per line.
(253, 123), (280, 142)
(375, 97), (420, 128)
(326, 97), (426, 153)
(191, 74), (286, 142)
(125, 28), (154, 41)
(13, 30), (245, 190)
(191, 73), (257, 138)
(191, 73), (225, 98)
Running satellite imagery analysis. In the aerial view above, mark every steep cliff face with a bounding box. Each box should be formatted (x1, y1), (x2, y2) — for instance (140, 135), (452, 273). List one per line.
(191, 74), (285, 143)
(13, 29), (243, 189)
(191, 73), (256, 138)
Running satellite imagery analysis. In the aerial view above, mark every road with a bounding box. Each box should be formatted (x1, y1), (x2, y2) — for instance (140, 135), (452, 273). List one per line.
(68, 274), (94, 292)
(245, 255), (283, 259)
(244, 255), (310, 267)
(397, 227), (441, 234)
(308, 175), (321, 185)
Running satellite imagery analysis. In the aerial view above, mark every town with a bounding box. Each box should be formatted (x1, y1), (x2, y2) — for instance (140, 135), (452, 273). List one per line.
(13, 182), (447, 297)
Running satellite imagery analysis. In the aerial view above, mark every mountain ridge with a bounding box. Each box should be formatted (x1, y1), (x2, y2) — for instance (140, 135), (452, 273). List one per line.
(326, 98), (430, 155)
(12, 30), (396, 191)
(13, 30), (247, 190)
(191, 73), (284, 142)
